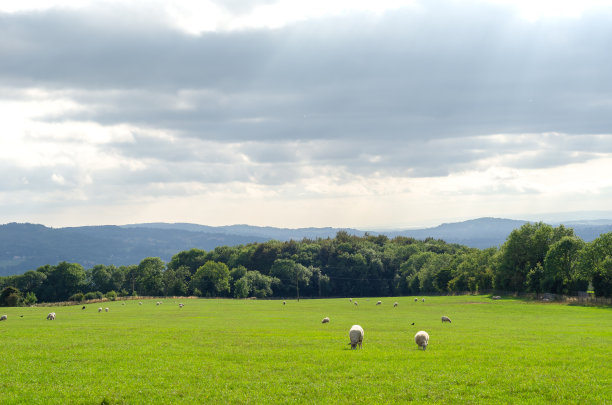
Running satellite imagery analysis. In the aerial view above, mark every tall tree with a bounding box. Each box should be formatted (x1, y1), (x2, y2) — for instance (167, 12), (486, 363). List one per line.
(191, 261), (230, 297)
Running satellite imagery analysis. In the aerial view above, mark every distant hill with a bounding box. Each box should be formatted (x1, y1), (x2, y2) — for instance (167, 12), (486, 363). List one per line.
(1, 218), (611, 277)
(0, 223), (268, 277)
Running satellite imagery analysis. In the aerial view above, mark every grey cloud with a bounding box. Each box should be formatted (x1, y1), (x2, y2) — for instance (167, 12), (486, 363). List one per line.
(3, 0), (612, 187)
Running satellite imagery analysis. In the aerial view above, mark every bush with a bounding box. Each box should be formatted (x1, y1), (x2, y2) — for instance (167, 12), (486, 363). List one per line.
(105, 291), (117, 301)
(1, 286), (22, 307)
(69, 292), (85, 302)
(23, 291), (37, 305)
(84, 291), (104, 300)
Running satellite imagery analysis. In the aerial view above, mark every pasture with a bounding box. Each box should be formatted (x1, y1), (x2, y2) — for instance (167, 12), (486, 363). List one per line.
(0, 296), (610, 404)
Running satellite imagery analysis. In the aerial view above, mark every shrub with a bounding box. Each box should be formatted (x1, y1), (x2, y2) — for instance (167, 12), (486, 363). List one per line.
(69, 292), (85, 302)
(84, 291), (104, 300)
(1, 286), (22, 307)
(23, 291), (37, 305)
(105, 291), (117, 301)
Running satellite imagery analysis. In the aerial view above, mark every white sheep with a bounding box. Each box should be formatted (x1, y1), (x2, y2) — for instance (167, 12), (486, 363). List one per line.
(349, 298), (352, 302)
(321, 317), (330, 324)
(156, 302), (160, 306)
(376, 300), (382, 305)
(349, 325), (364, 349)
(393, 302), (398, 307)
(105, 308), (109, 312)
(47, 312), (56, 321)
(0, 315), (7, 321)
(441, 316), (451, 323)
(354, 301), (358, 306)
(492, 296), (501, 300)
(415, 331), (429, 350)
(139, 302), (143, 305)
(422, 298), (425, 302)
(98, 307), (103, 313)
(414, 298), (418, 302)
(282, 301), (286, 305)
(179, 303), (184, 308)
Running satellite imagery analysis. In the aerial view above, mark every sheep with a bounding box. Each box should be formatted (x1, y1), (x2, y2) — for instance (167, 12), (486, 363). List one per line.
(422, 298), (425, 302)
(82, 306), (86, 310)
(179, 303), (184, 308)
(98, 307), (103, 313)
(47, 312), (56, 321)
(156, 302), (160, 306)
(348, 325), (364, 349)
(492, 296), (501, 300)
(376, 300), (382, 305)
(139, 302), (143, 305)
(415, 331), (429, 350)
(349, 298), (352, 302)
(283, 301), (286, 305)
(414, 298), (418, 302)
(393, 302), (398, 307)
(105, 308), (109, 312)
(354, 301), (358, 306)
(0, 315), (7, 321)
(321, 317), (330, 324)
(441, 316), (451, 323)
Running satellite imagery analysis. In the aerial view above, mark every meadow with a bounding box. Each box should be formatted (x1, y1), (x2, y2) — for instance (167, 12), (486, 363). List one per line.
(0, 296), (610, 404)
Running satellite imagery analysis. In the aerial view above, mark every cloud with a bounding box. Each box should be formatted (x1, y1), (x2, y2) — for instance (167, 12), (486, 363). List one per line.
(2, 0), (612, 227)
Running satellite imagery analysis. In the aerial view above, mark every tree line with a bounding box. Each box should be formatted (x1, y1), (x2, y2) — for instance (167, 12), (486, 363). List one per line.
(1, 222), (611, 306)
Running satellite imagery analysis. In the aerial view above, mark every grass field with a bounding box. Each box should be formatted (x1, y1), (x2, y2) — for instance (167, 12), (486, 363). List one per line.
(0, 295), (610, 404)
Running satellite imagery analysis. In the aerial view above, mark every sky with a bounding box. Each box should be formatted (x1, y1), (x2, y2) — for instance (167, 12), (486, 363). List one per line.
(2, 0), (612, 229)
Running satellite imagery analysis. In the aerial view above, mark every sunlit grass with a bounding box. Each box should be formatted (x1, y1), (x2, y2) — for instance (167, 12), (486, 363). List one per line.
(0, 296), (610, 403)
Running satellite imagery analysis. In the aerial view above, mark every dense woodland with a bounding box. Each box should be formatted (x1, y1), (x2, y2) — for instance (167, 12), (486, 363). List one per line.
(1, 222), (611, 306)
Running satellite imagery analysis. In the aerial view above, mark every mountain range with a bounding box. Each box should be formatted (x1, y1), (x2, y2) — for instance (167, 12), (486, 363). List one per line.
(1, 217), (611, 277)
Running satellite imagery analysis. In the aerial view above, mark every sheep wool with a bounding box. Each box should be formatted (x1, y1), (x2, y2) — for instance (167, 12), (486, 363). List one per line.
(415, 331), (429, 350)
(349, 325), (364, 349)
(441, 316), (451, 323)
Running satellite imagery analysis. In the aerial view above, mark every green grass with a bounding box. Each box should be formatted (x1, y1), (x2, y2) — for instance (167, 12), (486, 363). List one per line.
(0, 296), (610, 404)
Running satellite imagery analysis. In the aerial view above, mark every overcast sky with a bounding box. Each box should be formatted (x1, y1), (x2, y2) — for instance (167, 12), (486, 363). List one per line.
(2, 0), (612, 229)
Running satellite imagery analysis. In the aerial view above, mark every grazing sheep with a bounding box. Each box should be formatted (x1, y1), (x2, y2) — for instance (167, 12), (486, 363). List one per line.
(156, 302), (160, 306)
(283, 301), (286, 305)
(422, 298), (425, 302)
(415, 331), (429, 350)
(98, 307), (103, 313)
(414, 298), (418, 302)
(354, 301), (358, 306)
(139, 302), (143, 305)
(179, 303), (184, 308)
(441, 316), (451, 323)
(105, 308), (109, 312)
(0, 315), (7, 321)
(348, 325), (364, 349)
(47, 312), (56, 321)
(394, 302), (398, 307)
(376, 301), (382, 305)
(492, 296), (501, 300)
(322, 317), (330, 324)
(349, 298), (352, 302)
(82, 306), (86, 310)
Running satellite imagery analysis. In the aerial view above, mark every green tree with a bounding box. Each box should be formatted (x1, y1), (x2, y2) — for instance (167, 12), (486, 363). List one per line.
(1, 286), (22, 306)
(592, 258), (612, 298)
(44, 262), (87, 302)
(191, 261), (230, 297)
(494, 223), (574, 292)
(270, 259), (312, 300)
(543, 236), (585, 294)
(135, 257), (165, 296)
